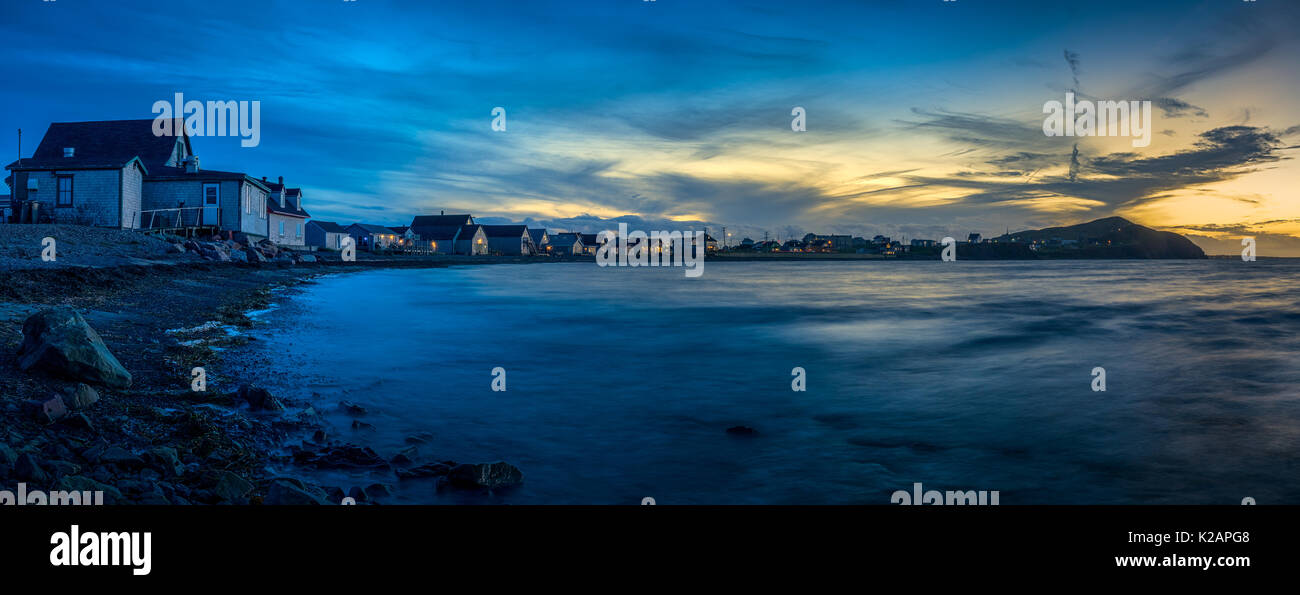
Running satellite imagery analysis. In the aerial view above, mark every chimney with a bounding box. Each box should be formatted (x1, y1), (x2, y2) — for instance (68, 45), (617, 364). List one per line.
(186, 156), (199, 173)
(262, 176), (268, 182)
(63, 147), (74, 158)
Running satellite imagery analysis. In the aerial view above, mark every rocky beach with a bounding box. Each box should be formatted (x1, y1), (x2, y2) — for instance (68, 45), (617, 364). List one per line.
(0, 225), (529, 505)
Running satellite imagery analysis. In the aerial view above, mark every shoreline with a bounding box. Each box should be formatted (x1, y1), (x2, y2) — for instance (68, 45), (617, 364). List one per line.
(0, 255), (538, 504)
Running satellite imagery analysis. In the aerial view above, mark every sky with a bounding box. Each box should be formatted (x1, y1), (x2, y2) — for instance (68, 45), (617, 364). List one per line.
(2, 0), (1298, 254)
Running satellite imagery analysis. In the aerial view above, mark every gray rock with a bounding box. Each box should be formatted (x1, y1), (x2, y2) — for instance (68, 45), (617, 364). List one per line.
(238, 385), (284, 411)
(28, 394), (68, 424)
(264, 477), (330, 505)
(15, 453), (49, 484)
(446, 462), (524, 490)
(17, 308), (132, 388)
(65, 383), (100, 409)
(54, 476), (123, 504)
(99, 446), (145, 469)
(229, 249), (249, 263)
(145, 446), (184, 477)
(212, 471), (253, 502)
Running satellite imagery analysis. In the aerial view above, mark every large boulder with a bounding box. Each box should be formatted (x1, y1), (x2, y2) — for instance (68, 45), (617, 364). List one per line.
(264, 477), (330, 505)
(17, 309), (132, 388)
(446, 462), (524, 490)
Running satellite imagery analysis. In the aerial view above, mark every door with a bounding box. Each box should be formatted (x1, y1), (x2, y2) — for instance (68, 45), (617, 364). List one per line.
(202, 183), (220, 226)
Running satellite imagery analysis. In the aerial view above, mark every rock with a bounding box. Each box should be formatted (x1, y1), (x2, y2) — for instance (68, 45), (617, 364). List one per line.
(351, 420), (375, 431)
(45, 460), (81, 477)
(28, 394), (69, 424)
(365, 483), (393, 499)
(299, 254), (317, 263)
(446, 462), (524, 490)
(229, 249), (249, 263)
(238, 384), (284, 411)
(396, 462), (452, 480)
(339, 400), (367, 416)
(169, 243), (186, 254)
(0, 443), (18, 469)
(62, 413), (95, 433)
(390, 452), (414, 465)
(404, 432), (434, 444)
(244, 248), (267, 263)
(212, 471), (253, 502)
(264, 477), (329, 505)
(65, 383), (100, 409)
(99, 446), (146, 469)
(346, 486), (369, 502)
(296, 444), (388, 470)
(17, 308), (132, 388)
(145, 446), (184, 477)
(54, 476), (124, 504)
(15, 453), (49, 484)
(310, 429), (328, 444)
(726, 425), (758, 436)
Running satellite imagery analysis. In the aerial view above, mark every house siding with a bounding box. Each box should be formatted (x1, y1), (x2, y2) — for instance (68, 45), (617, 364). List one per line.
(269, 212), (306, 247)
(23, 169), (121, 226)
(121, 163), (143, 228)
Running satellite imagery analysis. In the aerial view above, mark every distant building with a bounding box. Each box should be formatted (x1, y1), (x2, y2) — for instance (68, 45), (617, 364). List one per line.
(306, 220), (349, 251)
(481, 224), (536, 255)
(549, 232), (584, 255)
(347, 223), (400, 251)
(261, 176), (309, 247)
(968, 233), (982, 243)
(528, 228), (549, 252)
(454, 224), (488, 255)
(910, 239), (936, 248)
(579, 233), (601, 255)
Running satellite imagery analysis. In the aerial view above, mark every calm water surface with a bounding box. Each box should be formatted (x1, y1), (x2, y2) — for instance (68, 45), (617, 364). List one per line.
(236, 260), (1300, 504)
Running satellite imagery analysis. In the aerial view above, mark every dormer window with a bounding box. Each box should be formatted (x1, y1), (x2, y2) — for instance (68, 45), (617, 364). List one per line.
(63, 147), (75, 158)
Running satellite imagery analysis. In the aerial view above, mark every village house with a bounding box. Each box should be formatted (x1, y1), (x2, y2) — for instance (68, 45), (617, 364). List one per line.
(548, 232), (584, 255)
(260, 176), (310, 247)
(528, 228), (549, 253)
(579, 233), (601, 255)
(454, 224), (489, 255)
(347, 223), (400, 251)
(305, 220), (349, 250)
(4, 119), (271, 237)
(390, 226), (419, 247)
(481, 225), (536, 255)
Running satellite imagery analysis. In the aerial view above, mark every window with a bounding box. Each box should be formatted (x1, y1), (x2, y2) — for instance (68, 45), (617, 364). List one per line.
(244, 187), (251, 214)
(296, 223), (302, 238)
(203, 184), (219, 206)
(56, 176), (73, 206)
(279, 220), (285, 236)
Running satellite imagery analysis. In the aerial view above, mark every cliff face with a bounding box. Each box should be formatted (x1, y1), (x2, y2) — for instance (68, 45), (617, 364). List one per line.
(988, 216), (1206, 259)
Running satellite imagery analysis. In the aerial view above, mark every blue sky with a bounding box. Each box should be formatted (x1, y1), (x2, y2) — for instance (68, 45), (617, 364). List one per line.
(2, 0), (1298, 253)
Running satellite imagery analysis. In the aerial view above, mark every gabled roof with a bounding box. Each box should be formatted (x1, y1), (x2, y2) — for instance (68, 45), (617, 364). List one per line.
(390, 226), (411, 234)
(349, 223), (397, 235)
(456, 224), (484, 240)
(307, 220), (348, 233)
(146, 168), (270, 191)
(6, 119), (188, 172)
(549, 233), (584, 247)
(481, 224), (530, 238)
(412, 214), (473, 227)
(413, 225), (459, 241)
(268, 198), (310, 218)
(528, 228), (548, 243)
